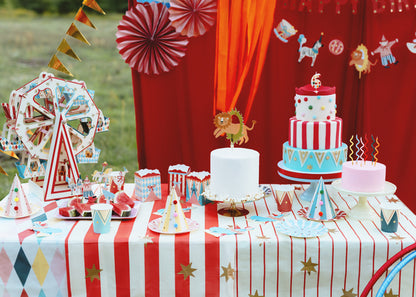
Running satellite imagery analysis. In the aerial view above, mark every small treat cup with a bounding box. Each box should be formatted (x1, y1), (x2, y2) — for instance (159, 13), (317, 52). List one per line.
(272, 185), (295, 212)
(380, 202), (400, 233)
(91, 204), (113, 234)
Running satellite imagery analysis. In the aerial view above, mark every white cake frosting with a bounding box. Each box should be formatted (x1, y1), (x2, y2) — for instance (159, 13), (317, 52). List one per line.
(207, 147), (263, 202)
(341, 161), (386, 193)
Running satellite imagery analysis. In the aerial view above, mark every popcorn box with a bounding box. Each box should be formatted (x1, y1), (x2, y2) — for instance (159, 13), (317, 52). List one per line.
(168, 164), (190, 197)
(186, 171), (211, 205)
(134, 169), (162, 201)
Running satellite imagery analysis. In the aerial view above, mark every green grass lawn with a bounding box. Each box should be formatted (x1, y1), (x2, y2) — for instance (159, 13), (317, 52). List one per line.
(0, 10), (138, 199)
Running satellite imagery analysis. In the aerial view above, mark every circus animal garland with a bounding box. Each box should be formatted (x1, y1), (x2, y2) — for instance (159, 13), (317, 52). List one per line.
(349, 44), (377, 78)
(213, 110), (256, 147)
(297, 33), (324, 67)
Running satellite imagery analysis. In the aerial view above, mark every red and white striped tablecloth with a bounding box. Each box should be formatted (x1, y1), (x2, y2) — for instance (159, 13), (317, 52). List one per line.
(62, 184), (416, 297)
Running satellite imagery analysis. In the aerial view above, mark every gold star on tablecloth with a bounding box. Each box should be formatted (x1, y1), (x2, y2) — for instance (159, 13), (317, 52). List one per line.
(301, 257), (318, 275)
(387, 197), (399, 203)
(178, 263), (197, 280)
(85, 264), (102, 282)
(384, 288), (398, 297)
(141, 235), (154, 246)
(328, 228), (338, 234)
(220, 263), (235, 282)
(341, 288), (357, 297)
(249, 289), (264, 297)
(257, 235), (270, 240)
(389, 234), (406, 241)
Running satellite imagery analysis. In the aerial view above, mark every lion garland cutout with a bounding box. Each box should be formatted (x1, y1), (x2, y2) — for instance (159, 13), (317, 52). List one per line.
(349, 44), (377, 79)
(213, 109), (256, 147)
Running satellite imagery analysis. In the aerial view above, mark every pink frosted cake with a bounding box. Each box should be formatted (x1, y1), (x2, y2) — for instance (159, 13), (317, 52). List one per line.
(341, 161), (386, 192)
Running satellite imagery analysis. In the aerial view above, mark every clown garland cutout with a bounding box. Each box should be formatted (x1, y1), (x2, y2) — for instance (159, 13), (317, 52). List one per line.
(371, 35), (399, 68)
(213, 109), (256, 147)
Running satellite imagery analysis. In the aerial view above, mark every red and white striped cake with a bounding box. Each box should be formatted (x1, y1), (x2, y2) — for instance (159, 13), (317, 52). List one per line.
(288, 116), (342, 150)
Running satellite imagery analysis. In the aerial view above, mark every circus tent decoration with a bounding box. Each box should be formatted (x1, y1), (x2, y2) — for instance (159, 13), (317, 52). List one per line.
(116, 2), (189, 75)
(168, 0), (217, 37)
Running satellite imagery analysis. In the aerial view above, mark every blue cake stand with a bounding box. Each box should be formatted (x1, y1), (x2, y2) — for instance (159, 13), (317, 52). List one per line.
(277, 160), (342, 202)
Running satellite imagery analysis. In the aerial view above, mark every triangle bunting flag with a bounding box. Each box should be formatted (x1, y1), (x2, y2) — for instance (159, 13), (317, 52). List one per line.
(299, 151), (309, 166)
(83, 0), (106, 14)
(48, 55), (73, 77)
(75, 8), (96, 29)
(314, 152), (326, 168)
(57, 39), (81, 61)
(66, 23), (91, 45)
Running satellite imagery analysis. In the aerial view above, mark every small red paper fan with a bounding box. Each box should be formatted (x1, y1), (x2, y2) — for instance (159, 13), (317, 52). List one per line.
(116, 2), (189, 75)
(169, 0), (217, 37)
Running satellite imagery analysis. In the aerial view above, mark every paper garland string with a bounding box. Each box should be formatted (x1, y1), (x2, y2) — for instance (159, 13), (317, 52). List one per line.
(48, 0), (105, 76)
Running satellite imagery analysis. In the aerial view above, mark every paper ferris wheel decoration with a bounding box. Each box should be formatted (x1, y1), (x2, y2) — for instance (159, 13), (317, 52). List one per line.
(116, 2), (189, 75)
(0, 72), (110, 201)
(169, 0), (217, 37)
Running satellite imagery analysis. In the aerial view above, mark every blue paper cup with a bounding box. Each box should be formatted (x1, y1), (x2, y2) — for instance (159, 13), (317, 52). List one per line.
(91, 204), (113, 234)
(380, 203), (400, 233)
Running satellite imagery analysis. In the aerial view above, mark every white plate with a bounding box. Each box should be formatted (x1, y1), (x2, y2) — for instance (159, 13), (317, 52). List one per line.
(275, 219), (328, 238)
(0, 202), (41, 219)
(148, 218), (199, 234)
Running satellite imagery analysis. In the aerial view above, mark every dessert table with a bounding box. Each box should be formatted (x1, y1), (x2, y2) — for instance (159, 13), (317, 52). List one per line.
(1, 184), (416, 297)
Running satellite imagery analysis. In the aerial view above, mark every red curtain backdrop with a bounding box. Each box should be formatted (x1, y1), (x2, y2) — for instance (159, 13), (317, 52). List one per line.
(128, 0), (416, 211)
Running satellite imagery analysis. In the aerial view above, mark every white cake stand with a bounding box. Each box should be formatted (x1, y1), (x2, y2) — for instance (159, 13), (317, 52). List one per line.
(203, 186), (265, 217)
(331, 179), (397, 221)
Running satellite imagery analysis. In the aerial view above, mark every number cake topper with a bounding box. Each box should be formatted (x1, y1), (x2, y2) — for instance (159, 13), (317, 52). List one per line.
(213, 109), (256, 147)
(310, 73), (321, 93)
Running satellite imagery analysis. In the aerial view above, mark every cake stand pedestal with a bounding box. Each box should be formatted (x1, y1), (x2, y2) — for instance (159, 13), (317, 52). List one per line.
(203, 186), (265, 217)
(277, 161), (342, 202)
(217, 201), (250, 217)
(331, 179), (397, 221)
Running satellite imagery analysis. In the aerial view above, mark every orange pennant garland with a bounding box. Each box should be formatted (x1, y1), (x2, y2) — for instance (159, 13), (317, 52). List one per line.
(0, 165), (6, 176)
(47, 1), (103, 76)
(75, 8), (96, 29)
(1, 149), (18, 159)
(83, 0), (106, 14)
(57, 39), (81, 61)
(48, 55), (73, 76)
(66, 23), (91, 45)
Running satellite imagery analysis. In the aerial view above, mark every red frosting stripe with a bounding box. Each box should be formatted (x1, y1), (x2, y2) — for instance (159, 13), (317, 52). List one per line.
(295, 84), (336, 96)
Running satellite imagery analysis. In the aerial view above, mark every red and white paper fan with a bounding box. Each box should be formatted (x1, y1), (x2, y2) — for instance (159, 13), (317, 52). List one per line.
(169, 0), (217, 37)
(116, 2), (189, 75)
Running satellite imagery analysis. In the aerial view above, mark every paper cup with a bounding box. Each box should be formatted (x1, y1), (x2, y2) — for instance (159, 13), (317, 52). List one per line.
(272, 185), (294, 212)
(380, 202), (400, 233)
(91, 204), (113, 234)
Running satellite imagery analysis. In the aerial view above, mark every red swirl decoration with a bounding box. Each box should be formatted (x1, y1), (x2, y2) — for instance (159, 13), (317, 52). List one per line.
(116, 2), (189, 75)
(168, 0), (216, 37)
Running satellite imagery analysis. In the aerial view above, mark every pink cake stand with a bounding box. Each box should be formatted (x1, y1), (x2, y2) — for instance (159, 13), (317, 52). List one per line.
(277, 160), (342, 202)
(331, 179), (397, 221)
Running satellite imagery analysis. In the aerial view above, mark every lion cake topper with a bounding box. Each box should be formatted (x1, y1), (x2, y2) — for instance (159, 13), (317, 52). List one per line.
(213, 109), (256, 147)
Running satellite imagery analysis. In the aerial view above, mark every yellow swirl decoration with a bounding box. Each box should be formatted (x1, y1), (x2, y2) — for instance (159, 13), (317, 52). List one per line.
(373, 137), (380, 165)
(349, 135), (354, 163)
